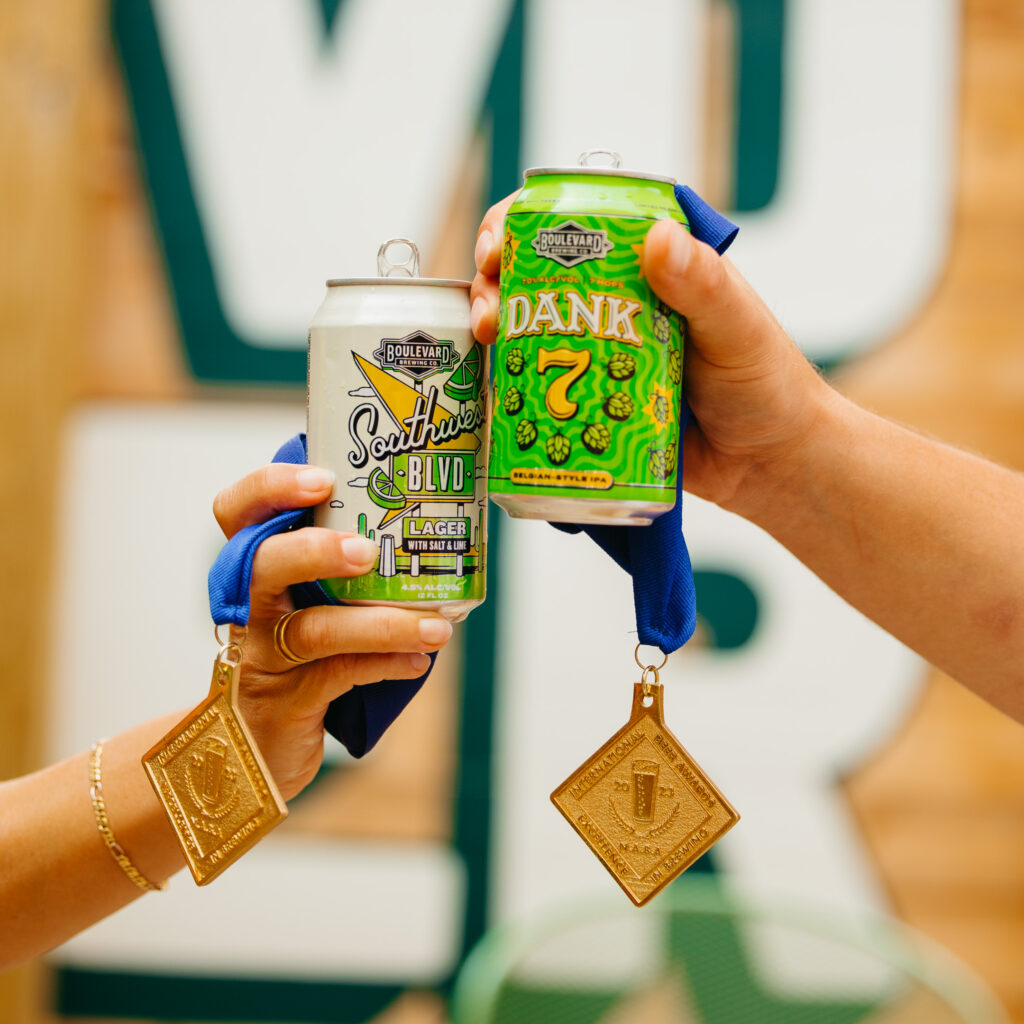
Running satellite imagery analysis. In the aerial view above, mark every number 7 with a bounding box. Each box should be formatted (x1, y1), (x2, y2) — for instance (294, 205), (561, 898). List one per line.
(537, 348), (592, 420)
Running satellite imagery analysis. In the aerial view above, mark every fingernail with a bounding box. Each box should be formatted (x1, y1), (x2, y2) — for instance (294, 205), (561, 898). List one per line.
(341, 536), (377, 564)
(419, 617), (453, 645)
(471, 297), (487, 336)
(474, 230), (493, 271)
(410, 653), (431, 672)
(297, 467), (335, 491)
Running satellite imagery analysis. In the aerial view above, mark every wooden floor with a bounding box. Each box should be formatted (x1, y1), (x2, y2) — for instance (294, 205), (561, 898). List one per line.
(4, 0), (1024, 1021)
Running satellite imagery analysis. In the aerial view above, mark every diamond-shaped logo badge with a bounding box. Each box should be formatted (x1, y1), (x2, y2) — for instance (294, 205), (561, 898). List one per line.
(531, 219), (614, 268)
(552, 684), (739, 906)
(371, 330), (458, 382)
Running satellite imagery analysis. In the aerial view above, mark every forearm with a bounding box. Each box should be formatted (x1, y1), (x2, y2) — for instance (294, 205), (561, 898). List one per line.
(732, 390), (1024, 718)
(0, 712), (187, 968)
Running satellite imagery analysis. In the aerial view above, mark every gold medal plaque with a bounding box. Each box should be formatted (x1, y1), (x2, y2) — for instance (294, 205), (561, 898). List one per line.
(551, 681), (739, 907)
(143, 649), (287, 885)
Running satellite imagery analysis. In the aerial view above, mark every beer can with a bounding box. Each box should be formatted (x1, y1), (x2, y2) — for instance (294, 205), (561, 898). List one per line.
(488, 150), (688, 525)
(307, 239), (488, 622)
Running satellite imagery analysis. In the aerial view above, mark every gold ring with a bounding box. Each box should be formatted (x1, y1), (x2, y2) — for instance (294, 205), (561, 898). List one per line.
(273, 609), (308, 665)
(634, 642), (668, 673)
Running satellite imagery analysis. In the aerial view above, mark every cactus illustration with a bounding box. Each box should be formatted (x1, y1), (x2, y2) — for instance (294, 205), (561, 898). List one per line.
(358, 513), (368, 536)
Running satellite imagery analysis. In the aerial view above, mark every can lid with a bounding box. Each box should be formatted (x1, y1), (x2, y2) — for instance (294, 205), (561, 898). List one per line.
(524, 149), (677, 185)
(326, 238), (470, 289)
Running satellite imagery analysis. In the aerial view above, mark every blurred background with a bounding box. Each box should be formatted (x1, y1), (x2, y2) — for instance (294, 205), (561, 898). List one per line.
(3, 0), (1024, 1021)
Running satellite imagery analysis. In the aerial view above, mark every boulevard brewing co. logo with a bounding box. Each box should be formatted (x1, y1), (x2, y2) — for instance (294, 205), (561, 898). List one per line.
(372, 330), (458, 383)
(532, 220), (614, 268)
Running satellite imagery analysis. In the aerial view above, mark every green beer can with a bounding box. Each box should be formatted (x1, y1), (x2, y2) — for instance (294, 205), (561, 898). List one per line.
(488, 151), (688, 525)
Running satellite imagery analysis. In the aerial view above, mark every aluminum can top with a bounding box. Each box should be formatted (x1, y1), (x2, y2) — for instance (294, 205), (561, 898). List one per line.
(523, 149), (677, 185)
(326, 237), (470, 290)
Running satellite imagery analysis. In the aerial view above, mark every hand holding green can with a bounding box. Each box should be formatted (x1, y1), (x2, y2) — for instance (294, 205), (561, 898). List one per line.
(487, 151), (689, 526)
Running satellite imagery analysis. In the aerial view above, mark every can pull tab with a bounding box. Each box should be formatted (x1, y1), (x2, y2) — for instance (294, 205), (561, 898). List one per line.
(377, 238), (420, 278)
(578, 149), (622, 169)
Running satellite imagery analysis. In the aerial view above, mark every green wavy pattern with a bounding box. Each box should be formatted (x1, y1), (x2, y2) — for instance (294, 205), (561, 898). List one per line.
(491, 212), (684, 503)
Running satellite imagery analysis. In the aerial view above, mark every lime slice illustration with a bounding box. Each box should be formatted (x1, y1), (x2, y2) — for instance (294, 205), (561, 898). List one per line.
(444, 342), (483, 402)
(367, 467), (406, 510)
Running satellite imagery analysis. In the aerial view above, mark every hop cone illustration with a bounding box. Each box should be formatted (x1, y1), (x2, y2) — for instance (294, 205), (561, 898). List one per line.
(652, 393), (671, 426)
(503, 386), (524, 415)
(515, 419), (538, 450)
(607, 352), (636, 380)
(545, 431), (571, 466)
(604, 391), (634, 421)
(648, 448), (668, 480)
(505, 348), (525, 375)
(652, 302), (673, 345)
(668, 347), (682, 386)
(581, 422), (612, 455)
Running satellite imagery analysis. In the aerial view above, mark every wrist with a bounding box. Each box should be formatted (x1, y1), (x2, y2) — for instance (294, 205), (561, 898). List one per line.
(718, 379), (858, 535)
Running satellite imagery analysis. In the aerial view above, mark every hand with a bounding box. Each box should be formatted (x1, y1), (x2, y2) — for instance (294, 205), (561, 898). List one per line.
(470, 197), (837, 520)
(211, 465), (454, 800)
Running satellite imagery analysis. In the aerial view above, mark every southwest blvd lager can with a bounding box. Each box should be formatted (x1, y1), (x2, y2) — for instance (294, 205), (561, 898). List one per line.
(307, 239), (488, 621)
(489, 151), (688, 525)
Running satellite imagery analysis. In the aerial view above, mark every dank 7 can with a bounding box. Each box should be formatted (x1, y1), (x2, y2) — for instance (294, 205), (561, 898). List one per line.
(488, 151), (687, 525)
(307, 239), (488, 622)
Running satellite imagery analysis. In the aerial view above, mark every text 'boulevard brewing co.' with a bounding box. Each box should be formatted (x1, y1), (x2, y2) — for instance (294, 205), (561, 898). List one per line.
(489, 150), (688, 525)
(307, 239), (488, 621)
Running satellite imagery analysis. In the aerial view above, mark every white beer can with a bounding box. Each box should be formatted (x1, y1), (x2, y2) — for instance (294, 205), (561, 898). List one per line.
(307, 239), (488, 621)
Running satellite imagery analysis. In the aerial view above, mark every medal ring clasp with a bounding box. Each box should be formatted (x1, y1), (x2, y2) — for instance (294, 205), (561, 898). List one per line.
(634, 642), (668, 673)
(640, 665), (660, 702)
(214, 624), (246, 671)
(215, 623), (247, 649)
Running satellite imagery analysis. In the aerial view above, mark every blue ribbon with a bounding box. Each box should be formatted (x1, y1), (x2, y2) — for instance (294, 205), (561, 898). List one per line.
(551, 187), (738, 653)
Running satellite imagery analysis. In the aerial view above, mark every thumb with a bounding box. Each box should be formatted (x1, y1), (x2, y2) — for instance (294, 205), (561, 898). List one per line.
(641, 219), (781, 369)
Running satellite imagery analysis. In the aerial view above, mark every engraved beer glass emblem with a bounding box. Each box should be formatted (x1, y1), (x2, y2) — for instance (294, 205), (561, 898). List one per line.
(185, 737), (240, 838)
(631, 759), (659, 821)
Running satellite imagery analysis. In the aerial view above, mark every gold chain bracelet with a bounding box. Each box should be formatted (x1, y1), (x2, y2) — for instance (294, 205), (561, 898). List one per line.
(89, 740), (166, 893)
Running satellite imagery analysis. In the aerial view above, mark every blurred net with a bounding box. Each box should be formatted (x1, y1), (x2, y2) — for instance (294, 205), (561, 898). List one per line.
(451, 879), (1008, 1024)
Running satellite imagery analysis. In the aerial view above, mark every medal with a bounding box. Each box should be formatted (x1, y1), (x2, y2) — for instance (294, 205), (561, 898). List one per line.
(143, 630), (287, 885)
(551, 647), (739, 906)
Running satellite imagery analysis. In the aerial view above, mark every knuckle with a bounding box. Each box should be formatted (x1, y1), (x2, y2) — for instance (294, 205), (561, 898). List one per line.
(301, 610), (333, 654)
(332, 652), (360, 677)
(372, 611), (399, 647)
(256, 463), (284, 501)
(471, 276), (498, 305)
(293, 528), (327, 571)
